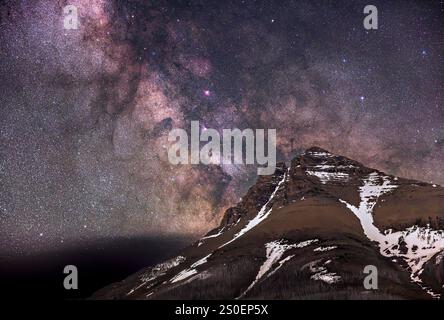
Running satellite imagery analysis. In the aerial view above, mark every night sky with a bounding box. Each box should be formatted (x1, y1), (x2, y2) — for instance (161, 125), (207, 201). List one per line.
(1, 0), (443, 260)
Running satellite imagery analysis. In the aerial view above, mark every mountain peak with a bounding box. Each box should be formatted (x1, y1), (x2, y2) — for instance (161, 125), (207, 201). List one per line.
(291, 147), (371, 177)
(304, 146), (332, 154)
(95, 148), (444, 300)
(300, 146), (353, 162)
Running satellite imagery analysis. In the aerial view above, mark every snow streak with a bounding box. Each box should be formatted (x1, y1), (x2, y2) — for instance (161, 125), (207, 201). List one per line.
(238, 239), (318, 298)
(197, 227), (226, 246)
(314, 246), (337, 252)
(307, 259), (341, 284)
(170, 254), (212, 284)
(127, 255), (186, 296)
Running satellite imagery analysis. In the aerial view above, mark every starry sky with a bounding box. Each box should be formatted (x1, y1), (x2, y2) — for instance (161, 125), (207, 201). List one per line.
(1, 0), (443, 257)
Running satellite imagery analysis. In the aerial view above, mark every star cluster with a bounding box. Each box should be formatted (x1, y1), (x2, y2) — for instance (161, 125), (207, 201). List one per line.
(0, 0), (443, 256)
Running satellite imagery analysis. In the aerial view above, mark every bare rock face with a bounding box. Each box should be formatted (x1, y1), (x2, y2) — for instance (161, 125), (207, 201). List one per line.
(93, 147), (444, 300)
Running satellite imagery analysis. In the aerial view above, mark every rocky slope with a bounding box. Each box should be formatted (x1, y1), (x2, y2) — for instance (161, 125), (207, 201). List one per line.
(93, 147), (444, 300)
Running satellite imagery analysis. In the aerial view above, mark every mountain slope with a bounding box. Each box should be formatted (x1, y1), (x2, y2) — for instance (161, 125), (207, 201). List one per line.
(93, 147), (444, 300)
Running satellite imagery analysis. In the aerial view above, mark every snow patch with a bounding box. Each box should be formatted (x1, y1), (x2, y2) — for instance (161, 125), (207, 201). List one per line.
(306, 151), (333, 158)
(339, 172), (397, 241)
(314, 246), (337, 252)
(238, 239), (318, 298)
(170, 254), (212, 284)
(310, 269), (341, 284)
(170, 269), (198, 283)
(312, 165), (356, 170)
(304, 259), (341, 284)
(306, 170), (349, 184)
(180, 271), (213, 286)
(198, 227), (226, 246)
(140, 255), (186, 283)
(126, 255), (186, 295)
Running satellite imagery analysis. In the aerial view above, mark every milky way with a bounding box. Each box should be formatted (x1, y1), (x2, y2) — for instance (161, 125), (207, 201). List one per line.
(1, 0), (443, 256)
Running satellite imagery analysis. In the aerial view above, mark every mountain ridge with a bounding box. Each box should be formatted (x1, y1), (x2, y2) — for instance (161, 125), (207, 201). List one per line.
(93, 147), (444, 300)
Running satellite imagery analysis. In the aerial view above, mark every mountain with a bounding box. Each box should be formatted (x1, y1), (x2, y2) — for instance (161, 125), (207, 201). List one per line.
(93, 147), (444, 300)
